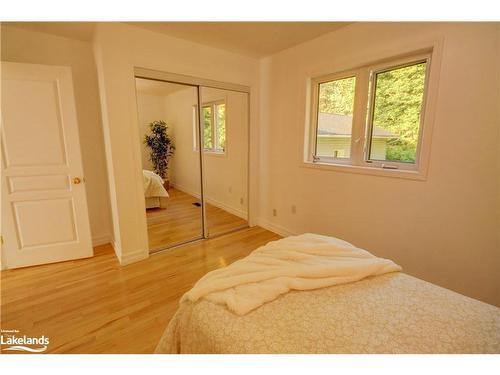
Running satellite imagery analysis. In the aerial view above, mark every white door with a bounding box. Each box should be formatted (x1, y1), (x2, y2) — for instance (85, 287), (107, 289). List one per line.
(1, 62), (93, 269)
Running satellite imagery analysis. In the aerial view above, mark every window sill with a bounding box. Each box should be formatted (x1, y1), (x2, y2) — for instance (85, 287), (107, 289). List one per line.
(204, 151), (226, 158)
(300, 161), (427, 181)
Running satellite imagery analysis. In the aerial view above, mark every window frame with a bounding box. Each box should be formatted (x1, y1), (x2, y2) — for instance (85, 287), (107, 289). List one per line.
(363, 54), (431, 171)
(306, 47), (440, 180)
(310, 71), (358, 166)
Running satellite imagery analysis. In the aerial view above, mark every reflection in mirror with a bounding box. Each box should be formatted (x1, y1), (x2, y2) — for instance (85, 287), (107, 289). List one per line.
(135, 78), (203, 251)
(199, 87), (249, 237)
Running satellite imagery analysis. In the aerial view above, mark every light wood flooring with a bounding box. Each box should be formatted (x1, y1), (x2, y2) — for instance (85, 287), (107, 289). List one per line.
(147, 188), (248, 250)
(0, 226), (280, 354)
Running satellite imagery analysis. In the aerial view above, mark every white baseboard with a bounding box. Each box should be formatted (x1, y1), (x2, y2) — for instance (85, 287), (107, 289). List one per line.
(108, 239), (148, 266)
(255, 217), (296, 237)
(205, 197), (248, 220)
(172, 183), (248, 220)
(119, 247), (149, 266)
(171, 182), (201, 199)
(92, 233), (112, 247)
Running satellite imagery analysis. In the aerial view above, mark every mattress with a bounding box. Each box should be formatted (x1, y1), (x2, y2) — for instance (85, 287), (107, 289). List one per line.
(145, 196), (161, 209)
(143, 169), (169, 199)
(156, 272), (500, 354)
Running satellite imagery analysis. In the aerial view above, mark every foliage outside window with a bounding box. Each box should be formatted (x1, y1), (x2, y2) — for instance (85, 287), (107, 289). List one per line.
(311, 53), (431, 172)
(193, 101), (226, 153)
(203, 106), (213, 149)
(369, 62), (426, 163)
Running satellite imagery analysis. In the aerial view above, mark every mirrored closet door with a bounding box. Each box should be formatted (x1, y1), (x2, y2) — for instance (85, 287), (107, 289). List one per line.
(199, 87), (249, 237)
(134, 73), (250, 253)
(135, 78), (204, 251)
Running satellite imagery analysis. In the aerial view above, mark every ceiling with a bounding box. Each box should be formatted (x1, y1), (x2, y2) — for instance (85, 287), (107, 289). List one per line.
(5, 22), (351, 58)
(6, 22), (96, 41)
(129, 22), (351, 58)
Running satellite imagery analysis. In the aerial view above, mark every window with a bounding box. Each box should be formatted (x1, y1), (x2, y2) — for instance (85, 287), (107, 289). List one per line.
(367, 61), (427, 164)
(309, 52), (433, 176)
(203, 105), (213, 149)
(315, 76), (356, 160)
(193, 101), (226, 153)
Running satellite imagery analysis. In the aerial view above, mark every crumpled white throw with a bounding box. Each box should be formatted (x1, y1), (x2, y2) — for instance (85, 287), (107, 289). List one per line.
(181, 233), (402, 315)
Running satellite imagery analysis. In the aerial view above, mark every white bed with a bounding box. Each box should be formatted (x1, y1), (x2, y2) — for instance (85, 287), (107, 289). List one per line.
(156, 234), (500, 354)
(143, 170), (169, 209)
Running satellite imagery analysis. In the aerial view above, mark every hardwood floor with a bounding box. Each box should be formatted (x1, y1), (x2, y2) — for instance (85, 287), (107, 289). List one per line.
(147, 188), (248, 250)
(0, 226), (280, 354)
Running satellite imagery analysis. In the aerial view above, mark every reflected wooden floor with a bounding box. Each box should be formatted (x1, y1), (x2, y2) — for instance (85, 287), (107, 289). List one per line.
(0, 226), (281, 354)
(146, 188), (248, 251)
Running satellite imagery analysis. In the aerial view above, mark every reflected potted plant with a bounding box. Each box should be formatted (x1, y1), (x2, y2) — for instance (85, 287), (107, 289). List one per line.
(144, 120), (175, 190)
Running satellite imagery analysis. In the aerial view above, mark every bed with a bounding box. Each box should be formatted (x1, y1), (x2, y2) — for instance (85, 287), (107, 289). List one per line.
(155, 234), (500, 354)
(143, 169), (169, 209)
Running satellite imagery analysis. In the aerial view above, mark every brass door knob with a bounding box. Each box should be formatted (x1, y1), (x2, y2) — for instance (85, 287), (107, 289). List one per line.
(73, 177), (82, 185)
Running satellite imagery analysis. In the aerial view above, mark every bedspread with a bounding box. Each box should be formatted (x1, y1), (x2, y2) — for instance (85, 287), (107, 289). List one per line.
(156, 272), (500, 353)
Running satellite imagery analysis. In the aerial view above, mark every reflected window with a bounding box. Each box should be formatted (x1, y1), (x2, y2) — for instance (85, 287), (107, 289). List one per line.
(193, 101), (226, 153)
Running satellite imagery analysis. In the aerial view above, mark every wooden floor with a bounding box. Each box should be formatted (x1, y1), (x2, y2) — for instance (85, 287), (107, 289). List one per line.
(147, 188), (248, 250)
(0, 226), (280, 354)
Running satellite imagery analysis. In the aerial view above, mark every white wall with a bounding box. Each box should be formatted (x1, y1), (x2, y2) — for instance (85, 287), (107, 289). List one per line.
(93, 22), (259, 264)
(136, 92), (166, 171)
(1, 25), (112, 246)
(258, 22), (500, 306)
(163, 86), (202, 195)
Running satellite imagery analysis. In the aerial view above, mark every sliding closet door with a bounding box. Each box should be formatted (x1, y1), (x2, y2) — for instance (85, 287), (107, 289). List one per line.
(135, 78), (204, 251)
(199, 87), (249, 237)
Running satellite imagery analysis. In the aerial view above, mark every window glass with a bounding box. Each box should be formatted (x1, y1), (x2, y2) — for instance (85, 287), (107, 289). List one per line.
(216, 103), (226, 152)
(203, 106), (213, 150)
(369, 62), (427, 163)
(316, 77), (356, 159)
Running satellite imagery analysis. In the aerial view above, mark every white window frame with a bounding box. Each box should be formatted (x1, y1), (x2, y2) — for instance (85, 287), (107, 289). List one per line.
(305, 45), (442, 180)
(310, 71), (358, 166)
(193, 100), (226, 155)
(363, 54), (430, 171)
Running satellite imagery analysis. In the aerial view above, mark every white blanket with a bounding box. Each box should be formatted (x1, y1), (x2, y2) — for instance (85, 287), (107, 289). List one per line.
(143, 170), (169, 198)
(181, 233), (402, 315)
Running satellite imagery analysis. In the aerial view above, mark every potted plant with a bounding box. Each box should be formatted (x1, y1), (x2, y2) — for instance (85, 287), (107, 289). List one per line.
(144, 120), (175, 190)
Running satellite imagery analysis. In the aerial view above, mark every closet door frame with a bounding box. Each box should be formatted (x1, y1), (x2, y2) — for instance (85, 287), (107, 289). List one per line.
(133, 67), (251, 243)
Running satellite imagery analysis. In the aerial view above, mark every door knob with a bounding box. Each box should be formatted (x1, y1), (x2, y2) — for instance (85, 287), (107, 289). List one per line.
(73, 177), (82, 185)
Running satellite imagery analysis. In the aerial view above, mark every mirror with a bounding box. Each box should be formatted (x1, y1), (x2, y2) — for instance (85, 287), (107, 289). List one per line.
(135, 78), (203, 251)
(200, 87), (249, 237)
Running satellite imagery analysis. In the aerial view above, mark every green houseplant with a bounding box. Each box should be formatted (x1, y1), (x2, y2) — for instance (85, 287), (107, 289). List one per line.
(144, 121), (175, 187)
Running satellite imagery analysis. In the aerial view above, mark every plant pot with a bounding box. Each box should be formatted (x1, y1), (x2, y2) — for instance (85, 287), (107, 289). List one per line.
(163, 180), (170, 191)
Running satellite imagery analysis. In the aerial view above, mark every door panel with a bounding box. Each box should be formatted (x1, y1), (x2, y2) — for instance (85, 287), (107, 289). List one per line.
(134, 78), (204, 252)
(2, 79), (67, 167)
(1, 62), (93, 269)
(199, 87), (249, 238)
(12, 198), (77, 248)
(7, 174), (69, 193)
